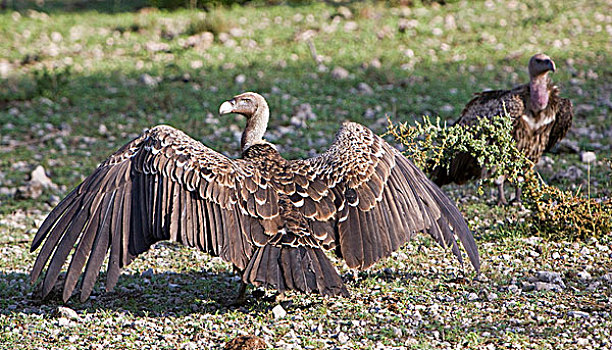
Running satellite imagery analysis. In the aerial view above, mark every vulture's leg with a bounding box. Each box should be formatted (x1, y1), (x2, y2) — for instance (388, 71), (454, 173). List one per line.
(510, 176), (524, 205)
(511, 186), (522, 205)
(495, 176), (507, 205)
(228, 280), (248, 306)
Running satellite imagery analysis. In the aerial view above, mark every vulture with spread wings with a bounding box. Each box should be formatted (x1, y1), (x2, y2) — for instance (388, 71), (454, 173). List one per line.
(431, 53), (574, 204)
(31, 92), (480, 302)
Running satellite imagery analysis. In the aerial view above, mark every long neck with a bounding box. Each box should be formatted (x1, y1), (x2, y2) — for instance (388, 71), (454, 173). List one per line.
(241, 104), (269, 152)
(529, 74), (550, 112)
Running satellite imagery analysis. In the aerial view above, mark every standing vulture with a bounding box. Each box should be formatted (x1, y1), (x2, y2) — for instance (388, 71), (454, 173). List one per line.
(432, 53), (573, 204)
(30, 92), (480, 303)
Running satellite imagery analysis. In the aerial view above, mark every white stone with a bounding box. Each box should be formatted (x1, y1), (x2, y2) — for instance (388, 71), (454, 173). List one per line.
(31, 165), (54, 189)
(272, 304), (286, 319)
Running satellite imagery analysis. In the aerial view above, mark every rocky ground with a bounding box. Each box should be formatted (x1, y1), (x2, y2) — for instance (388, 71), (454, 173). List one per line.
(1, 0), (611, 349)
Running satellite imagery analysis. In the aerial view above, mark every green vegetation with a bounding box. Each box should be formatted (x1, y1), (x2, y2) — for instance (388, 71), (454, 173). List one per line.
(388, 114), (612, 241)
(1, 0), (610, 349)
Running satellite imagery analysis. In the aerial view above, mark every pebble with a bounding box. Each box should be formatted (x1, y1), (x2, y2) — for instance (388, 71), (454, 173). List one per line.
(98, 124), (108, 135)
(331, 66), (349, 80)
(536, 271), (564, 285)
(357, 82), (374, 95)
(30, 165), (54, 189)
(57, 317), (71, 327)
(234, 74), (246, 84)
(535, 282), (563, 292)
(568, 311), (589, 318)
(487, 292), (498, 301)
(16, 165), (56, 199)
(140, 74), (158, 87)
(56, 306), (80, 321)
(577, 270), (592, 281)
(467, 292), (479, 301)
(272, 304), (286, 319)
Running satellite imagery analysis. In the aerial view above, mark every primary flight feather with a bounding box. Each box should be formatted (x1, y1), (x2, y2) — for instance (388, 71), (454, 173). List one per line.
(31, 92), (480, 302)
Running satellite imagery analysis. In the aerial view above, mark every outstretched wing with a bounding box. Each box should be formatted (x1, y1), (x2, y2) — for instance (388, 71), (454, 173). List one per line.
(545, 96), (573, 152)
(287, 122), (480, 272)
(30, 125), (276, 302)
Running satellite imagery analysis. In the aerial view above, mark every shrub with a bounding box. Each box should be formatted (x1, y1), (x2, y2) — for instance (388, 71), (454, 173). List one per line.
(33, 66), (71, 101)
(385, 112), (528, 190)
(386, 114), (612, 241)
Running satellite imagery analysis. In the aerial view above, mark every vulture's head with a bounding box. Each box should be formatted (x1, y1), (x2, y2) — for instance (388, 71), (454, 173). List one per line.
(528, 53), (556, 78)
(219, 92), (268, 120)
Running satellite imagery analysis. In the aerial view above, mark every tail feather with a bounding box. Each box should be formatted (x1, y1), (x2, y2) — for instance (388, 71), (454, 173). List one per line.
(243, 245), (349, 297)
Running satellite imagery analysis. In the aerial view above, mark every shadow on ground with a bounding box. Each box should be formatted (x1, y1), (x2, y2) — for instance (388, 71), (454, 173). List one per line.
(0, 269), (298, 317)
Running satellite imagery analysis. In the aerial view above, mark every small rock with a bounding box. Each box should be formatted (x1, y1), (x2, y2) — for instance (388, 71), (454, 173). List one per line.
(331, 66), (349, 80)
(98, 124), (108, 135)
(508, 284), (521, 294)
(0, 187), (16, 196)
(357, 82), (374, 95)
(521, 282), (535, 292)
(467, 292), (479, 301)
(140, 74), (158, 87)
(57, 317), (71, 327)
(587, 281), (601, 291)
(235, 74), (246, 85)
(580, 151), (596, 163)
(56, 306), (80, 321)
(476, 274), (489, 283)
(577, 270), (592, 281)
(337, 332), (349, 344)
(535, 282), (563, 292)
(344, 21), (358, 32)
(568, 310), (589, 318)
(556, 139), (580, 153)
(16, 165), (56, 199)
(487, 292), (498, 301)
(272, 304), (286, 319)
(551, 252), (561, 259)
(145, 41), (170, 52)
(337, 6), (352, 19)
(535, 271), (566, 289)
(441, 104), (454, 113)
(31, 165), (54, 189)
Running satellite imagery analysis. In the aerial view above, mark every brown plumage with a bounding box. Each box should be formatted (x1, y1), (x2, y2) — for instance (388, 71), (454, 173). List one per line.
(30, 92), (480, 302)
(432, 53), (574, 204)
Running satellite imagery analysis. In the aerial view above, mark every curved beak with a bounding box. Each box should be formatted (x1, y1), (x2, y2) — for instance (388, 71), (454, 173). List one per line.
(219, 100), (235, 115)
(548, 59), (556, 73)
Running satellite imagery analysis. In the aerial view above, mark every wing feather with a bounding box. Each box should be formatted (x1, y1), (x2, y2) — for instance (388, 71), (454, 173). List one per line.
(291, 122), (480, 272)
(546, 96), (573, 152)
(30, 125), (273, 301)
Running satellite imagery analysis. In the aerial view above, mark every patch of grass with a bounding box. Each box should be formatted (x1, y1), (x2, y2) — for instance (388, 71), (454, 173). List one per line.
(0, 0), (611, 348)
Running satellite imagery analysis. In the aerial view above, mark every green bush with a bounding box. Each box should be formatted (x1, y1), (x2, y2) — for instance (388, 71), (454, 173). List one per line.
(385, 112), (528, 189)
(387, 114), (612, 241)
(33, 66), (71, 101)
